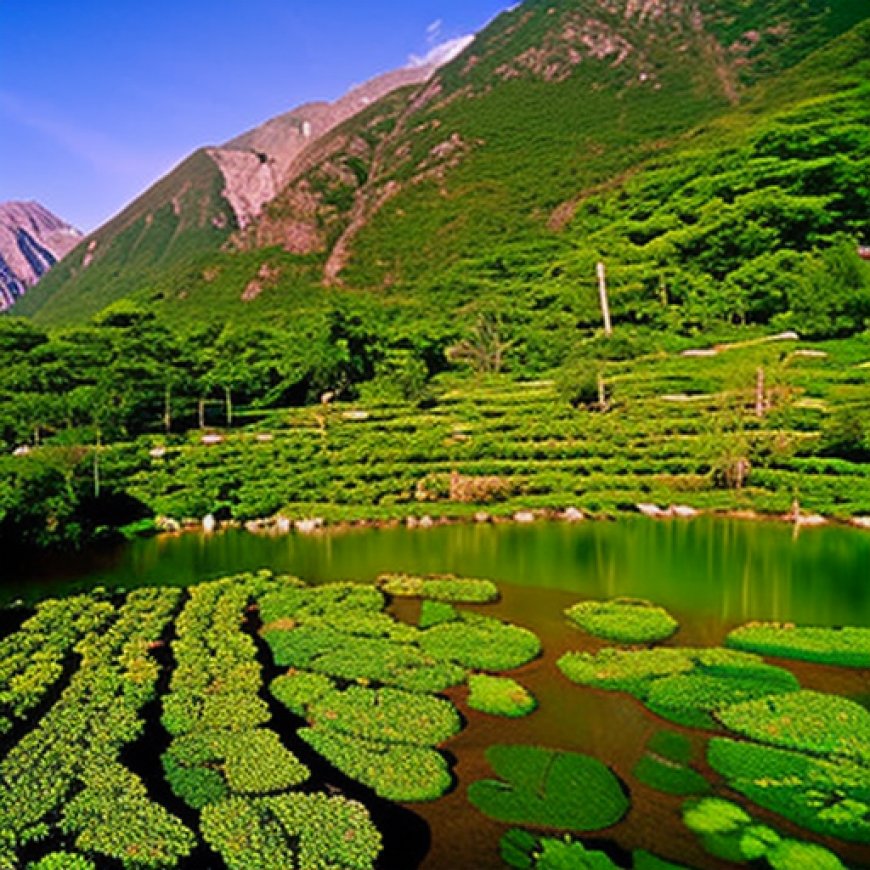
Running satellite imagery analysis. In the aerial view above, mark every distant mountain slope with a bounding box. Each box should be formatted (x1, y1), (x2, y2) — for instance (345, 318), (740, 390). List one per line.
(0, 202), (81, 310)
(15, 62), (442, 326)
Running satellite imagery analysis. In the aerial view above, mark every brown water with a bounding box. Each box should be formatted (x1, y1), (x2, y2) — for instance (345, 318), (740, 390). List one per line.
(6, 517), (870, 868)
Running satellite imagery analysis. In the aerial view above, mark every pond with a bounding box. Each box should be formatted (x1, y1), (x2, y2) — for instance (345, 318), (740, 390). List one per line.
(6, 516), (870, 869)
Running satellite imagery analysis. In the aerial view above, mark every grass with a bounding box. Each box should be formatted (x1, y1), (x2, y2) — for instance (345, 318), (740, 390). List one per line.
(564, 598), (678, 644)
(468, 744), (629, 831)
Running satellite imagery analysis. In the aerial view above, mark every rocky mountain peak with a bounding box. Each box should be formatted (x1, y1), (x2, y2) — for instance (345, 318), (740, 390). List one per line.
(0, 201), (81, 310)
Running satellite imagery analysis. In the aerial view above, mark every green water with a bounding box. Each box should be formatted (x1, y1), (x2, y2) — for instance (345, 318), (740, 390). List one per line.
(7, 516), (870, 869)
(9, 517), (870, 629)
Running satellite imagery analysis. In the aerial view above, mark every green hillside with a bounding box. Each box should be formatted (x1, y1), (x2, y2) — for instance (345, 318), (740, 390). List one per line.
(16, 149), (235, 326)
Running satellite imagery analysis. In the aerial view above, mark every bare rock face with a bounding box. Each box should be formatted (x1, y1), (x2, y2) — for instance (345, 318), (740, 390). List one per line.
(0, 202), (82, 309)
(208, 65), (442, 230)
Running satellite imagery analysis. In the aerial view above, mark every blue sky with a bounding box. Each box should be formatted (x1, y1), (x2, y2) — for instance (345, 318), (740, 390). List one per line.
(0, 1), (508, 232)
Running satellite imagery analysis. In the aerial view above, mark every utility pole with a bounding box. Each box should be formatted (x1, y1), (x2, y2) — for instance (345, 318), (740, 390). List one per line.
(597, 262), (612, 337)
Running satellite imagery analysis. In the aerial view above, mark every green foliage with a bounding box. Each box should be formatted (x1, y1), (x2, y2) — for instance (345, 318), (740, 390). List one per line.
(378, 573), (499, 603)
(633, 755), (709, 798)
(714, 690), (870, 766)
(418, 600), (459, 629)
(467, 674), (537, 718)
(707, 738), (870, 843)
(270, 670), (336, 716)
(200, 793), (382, 870)
(0, 589), (195, 868)
(564, 598), (678, 644)
(27, 854), (96, 870)
(421, 612), (541, 671)
(468, 745), (629, 830)
(726, 622), (870, 667)
(558, 646), (799, 727)
(683, 797), (845, 869)
(161, 575), (309, 808)
(299, 727), (452, 801)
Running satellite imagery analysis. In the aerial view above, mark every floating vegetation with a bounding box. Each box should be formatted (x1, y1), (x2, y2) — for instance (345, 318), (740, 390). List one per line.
(683, 797), (845, 868)
(726, 623), (870, 667)
(500, 829), (687, 870)
(265, 627), (467, 693)
(420, 612), (541, 671)
(707, 739), (870, 844)
(418, 600), (459, 629)
(201, 793), (382, 870)
(467, 674), (537, 718)
(26, 853), (97, 870)
(299, 727), (452, 801)
(270, 670), (336, 717)
(565, 598), (678, 644)
(0, 595), (113, 734)
(715, 690), (870, 766)
(0, 589), (195, 869)
(259, 581), (385, 626)
(307, 684), (461, 745)
(558, 647), (798, 727)
(378, 573), (499, 603)
(161, 577), (309, 810)
(634, 731), (709, 797)
(468, 745), (629, 830)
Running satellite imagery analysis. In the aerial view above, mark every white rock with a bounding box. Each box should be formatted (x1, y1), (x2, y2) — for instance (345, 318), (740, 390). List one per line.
(562, 507), (585, 522)
(156, 516), (181, 533)
(514, 511), (536, 524)
(201, 433), (224, 445)
(418, 515), (435, 528)
(275, 516), (292, 533)
(851, 516), (870, 529)
(474, 511), (491, 523)
(255, 433), (274, 442)
(671, 505), (699, 519)
(12, 445), (31, 457)
(202, 514), (217, 533)
(406, 516), (419, 528)
(637, 503), (670, 518)
(295, 517), (324, 534)
(796, 513), (827, 527)
(149, 446), (166, 459)
(342, 410), (370, 421)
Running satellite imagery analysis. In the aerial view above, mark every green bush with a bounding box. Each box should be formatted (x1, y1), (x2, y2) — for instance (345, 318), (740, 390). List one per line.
(418, 601), (459, 628)
(564, 598), (678, 644)
(467, 674), (537, 718)
(27, 854), (96, 870)
(725, 622), (870, 667)
(468, 744), (629, 830)
(270, 670), (336, 716)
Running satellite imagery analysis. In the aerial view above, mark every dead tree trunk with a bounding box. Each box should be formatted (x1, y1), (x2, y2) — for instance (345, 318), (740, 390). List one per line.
(755, 367), (766, 417)
(597, 262), (612, 338)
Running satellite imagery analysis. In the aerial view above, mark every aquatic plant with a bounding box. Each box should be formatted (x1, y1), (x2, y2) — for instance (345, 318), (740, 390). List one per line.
(201, 793), (382, 870)
(715, 690), (870, 766)
(468, 745), (629, 830)
(420, 612), (541, 671)
(726, 622), (870, 667)
(270, 670), (336, 716)
(26, 853), (96, 870)
(683, 797), (845, 868)
(565, 598), (678, 644)
(378, 573), (499, 603)
(467, 674), (537, 718)
(418, 600), (459, 628)
(299, 727), (452, 801)
(707, 739), (870, 844)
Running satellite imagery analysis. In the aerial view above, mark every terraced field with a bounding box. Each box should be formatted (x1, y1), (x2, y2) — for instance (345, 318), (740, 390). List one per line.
(119, 334), (870, 527)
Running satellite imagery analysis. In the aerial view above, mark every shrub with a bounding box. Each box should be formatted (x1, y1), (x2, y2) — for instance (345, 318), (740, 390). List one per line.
(564, 598), (678, 644)
(419, 600), (459, 628)
(467, 674), (537, 718)
(468, 745), (629, 830)
(270, 670), (335, 717)
(27, 854), (96, 870)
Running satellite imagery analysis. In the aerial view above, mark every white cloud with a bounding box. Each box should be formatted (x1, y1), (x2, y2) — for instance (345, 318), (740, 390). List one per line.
(408, 34), (474, 69)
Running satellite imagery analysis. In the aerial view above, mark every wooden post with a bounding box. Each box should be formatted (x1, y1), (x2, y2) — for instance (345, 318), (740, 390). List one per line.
(597, 262), (612, 337)
(755, 367), (766, 417)
(597, 372), (608, 413)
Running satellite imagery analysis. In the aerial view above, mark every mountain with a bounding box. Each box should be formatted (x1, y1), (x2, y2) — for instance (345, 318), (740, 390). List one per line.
(13, 61), (445, 326)
(15, 0), (870, 329)
(0, 202), (81, 310)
